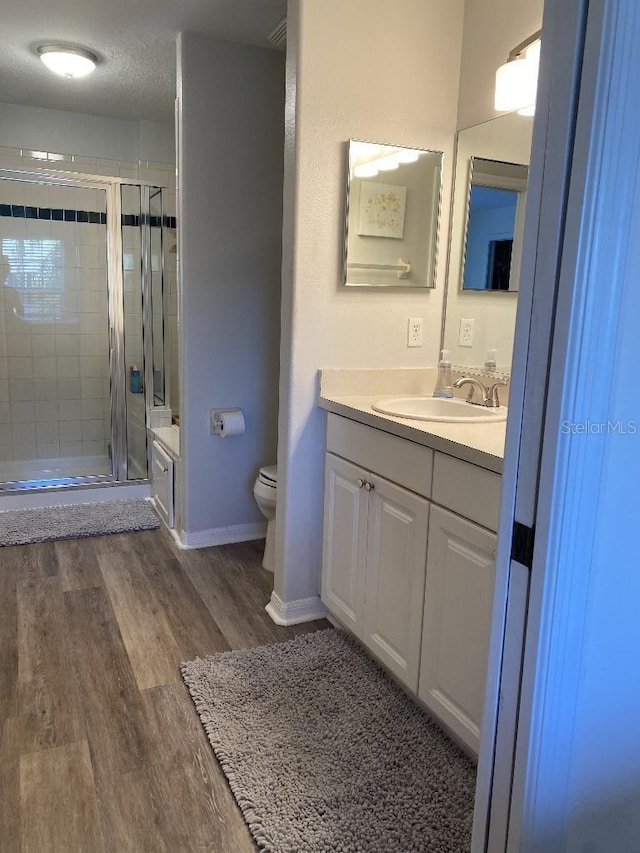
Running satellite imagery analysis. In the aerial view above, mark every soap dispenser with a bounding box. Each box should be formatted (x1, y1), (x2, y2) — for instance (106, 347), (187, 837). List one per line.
(484, 349), (497, 372)
(433, 349), (453, 398)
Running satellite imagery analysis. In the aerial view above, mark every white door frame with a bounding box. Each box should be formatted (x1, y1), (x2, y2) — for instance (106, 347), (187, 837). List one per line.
(476, 0), (640, 849)
(472, 0), (590, 848)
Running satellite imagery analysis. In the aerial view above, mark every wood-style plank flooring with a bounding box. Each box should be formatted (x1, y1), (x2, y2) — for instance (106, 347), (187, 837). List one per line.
(0, 528), (329, 852)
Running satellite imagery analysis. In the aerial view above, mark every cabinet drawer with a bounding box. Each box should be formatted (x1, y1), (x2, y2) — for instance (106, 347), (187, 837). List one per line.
(432, 452), (501, 531)
(326, 413), (432, 498)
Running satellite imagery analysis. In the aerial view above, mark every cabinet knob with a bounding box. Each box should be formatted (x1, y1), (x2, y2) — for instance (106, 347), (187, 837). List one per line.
(357, 479), (365, 489)
(364, 481), (374, 492)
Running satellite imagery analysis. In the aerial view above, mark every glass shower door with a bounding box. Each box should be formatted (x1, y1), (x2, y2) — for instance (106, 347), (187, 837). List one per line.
(120, 184), (149, 480)
(0, 176), (111, 485)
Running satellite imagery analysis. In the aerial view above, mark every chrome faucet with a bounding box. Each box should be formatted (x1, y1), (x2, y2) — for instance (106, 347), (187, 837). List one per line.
(454, 377), (507, 408)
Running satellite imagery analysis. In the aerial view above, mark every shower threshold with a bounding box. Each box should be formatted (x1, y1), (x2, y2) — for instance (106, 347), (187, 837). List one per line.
(0, 455), (112, 490)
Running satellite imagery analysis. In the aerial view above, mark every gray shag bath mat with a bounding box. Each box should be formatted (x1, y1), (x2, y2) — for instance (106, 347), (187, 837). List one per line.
(181, 629), (476, 853)
(0, 499), (160, 546)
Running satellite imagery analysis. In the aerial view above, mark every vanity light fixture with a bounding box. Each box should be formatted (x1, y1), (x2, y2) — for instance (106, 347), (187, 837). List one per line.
(495, 30), (541, 115)
(37, 44), (98, 79)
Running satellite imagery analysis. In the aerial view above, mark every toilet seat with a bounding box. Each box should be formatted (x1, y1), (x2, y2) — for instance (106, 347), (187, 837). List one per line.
(258, 465), (277, 486)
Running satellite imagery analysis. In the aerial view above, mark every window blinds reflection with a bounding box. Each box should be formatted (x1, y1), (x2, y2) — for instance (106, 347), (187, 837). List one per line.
(2, 238), (68, 322)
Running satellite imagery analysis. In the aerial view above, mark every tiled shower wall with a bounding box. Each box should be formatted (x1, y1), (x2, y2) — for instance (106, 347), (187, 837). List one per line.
(0, 146), (178, 468)
(0, 182), (110, 464)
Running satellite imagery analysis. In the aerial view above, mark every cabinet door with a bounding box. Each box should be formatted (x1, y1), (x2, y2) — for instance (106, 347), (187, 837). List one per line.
(418, 504), (497, 755)
(151, 440), (174, 527)
(362, 475), (429, 690)
(321, 453), (368, 636)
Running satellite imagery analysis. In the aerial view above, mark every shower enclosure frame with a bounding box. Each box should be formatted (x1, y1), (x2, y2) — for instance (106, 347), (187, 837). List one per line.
(0, 166), (168, 490)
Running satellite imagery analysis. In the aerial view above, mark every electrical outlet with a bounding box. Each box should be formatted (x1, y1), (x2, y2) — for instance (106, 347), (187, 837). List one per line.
(407, 317), (423, 347)
(459, 318), (475, 347)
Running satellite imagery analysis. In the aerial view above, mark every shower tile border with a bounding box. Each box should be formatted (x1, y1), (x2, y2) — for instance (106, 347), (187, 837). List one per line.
(0, 205), (176, 230)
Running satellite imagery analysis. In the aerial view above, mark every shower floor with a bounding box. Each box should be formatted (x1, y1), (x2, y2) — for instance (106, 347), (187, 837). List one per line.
(0, 455), (112, 487)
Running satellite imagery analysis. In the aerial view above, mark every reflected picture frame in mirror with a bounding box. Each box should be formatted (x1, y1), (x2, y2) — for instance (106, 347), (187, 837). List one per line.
(461, 157), (528, 293)
(343, 139), (444, 288)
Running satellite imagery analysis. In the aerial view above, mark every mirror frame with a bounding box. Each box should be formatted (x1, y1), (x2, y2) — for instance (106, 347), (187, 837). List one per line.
(343, 139), (444, 289)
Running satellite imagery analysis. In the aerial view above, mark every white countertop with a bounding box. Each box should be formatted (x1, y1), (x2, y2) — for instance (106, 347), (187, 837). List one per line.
(319, 393), (506, 474)
(153, 425), (180, 458)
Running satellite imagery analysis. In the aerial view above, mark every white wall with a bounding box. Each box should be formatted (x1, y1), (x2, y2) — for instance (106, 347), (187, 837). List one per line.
(177, 33), (284, 539)
(456, 0), (544, 130)
(0, 102), (174, 164)
(274, 0), (465, 610)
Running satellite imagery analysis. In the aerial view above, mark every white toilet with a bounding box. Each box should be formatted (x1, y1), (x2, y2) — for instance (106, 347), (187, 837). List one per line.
(253, 465), (277, 572)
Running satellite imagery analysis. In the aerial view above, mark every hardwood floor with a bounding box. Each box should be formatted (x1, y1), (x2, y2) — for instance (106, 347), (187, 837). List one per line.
(0, 528), (328, 852)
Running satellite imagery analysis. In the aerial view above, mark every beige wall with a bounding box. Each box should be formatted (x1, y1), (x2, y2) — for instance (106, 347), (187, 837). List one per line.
(274, 0), (465, 607)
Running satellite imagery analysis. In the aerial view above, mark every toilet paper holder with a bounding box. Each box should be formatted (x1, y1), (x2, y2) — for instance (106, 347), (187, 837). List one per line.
(210, 407), (244, 436)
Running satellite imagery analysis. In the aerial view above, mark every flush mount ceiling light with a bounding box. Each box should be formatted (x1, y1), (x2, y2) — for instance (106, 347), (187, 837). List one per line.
(495, 29), (542, 115)
(37, 44), (98, 79)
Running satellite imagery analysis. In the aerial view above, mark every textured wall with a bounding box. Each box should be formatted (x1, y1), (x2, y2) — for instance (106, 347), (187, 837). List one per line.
(274, 0), (465, 606)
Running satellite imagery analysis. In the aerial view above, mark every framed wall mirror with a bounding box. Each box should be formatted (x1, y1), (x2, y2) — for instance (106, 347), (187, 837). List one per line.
(343, 140), (443, 288)
(442, 113), (533, 371)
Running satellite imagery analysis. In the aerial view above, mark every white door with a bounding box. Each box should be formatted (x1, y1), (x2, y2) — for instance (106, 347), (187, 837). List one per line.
(362, 474), (429, 690)
(321, 453), (368, 636)
(419, 505), (496, 754)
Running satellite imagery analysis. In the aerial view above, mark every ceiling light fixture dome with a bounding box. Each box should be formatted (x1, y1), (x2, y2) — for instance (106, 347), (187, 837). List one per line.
(37, 44), (98, 79)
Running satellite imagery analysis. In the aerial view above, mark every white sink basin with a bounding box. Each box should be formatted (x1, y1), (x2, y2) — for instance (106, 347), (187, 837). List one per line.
(371, 396), (507, 423)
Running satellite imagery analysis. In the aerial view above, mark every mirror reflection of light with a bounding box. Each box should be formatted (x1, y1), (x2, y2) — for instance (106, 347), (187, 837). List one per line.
(352, 147), (422, 178)
(354, 163), (380, 178)
(394, 149), (420, 164)
(350, 141), (380, 161)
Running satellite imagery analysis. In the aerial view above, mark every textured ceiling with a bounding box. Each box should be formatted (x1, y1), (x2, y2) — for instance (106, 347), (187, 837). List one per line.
(0, 0), (286, 121)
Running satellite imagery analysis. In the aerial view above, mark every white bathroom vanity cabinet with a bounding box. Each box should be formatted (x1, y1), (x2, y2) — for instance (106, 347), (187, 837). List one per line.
(321, 412), (501, 755)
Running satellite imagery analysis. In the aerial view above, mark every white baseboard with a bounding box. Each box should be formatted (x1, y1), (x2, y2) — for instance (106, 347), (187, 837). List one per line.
(265, 591), (328, 626)
(173, 521), (267, 550)
(324, 612), (343, 629)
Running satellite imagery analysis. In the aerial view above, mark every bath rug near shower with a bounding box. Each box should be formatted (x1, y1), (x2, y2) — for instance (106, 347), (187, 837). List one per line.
(181, 628), (476, 853)
(0, 499), (160, 546)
